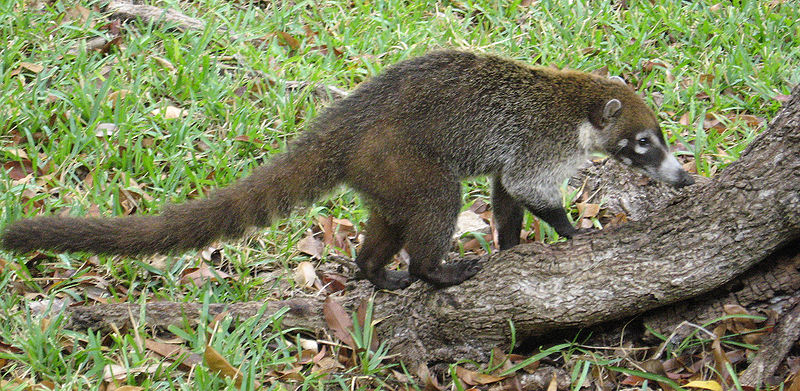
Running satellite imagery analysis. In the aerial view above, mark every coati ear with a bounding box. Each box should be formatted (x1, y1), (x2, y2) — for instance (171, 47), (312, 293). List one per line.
(608, 76), (626, 85)
(602, 99), (622, 120)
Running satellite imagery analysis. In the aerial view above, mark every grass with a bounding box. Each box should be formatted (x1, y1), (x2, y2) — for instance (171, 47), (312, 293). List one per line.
(1, 0), (798, 389)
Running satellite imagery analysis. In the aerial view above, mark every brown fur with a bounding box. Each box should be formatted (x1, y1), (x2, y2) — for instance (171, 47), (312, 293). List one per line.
(1, 51), (690, 289)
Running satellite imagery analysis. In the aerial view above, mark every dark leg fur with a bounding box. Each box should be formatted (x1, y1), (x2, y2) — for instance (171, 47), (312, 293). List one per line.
(524, 204), (578, 238)
(492, 176), (524, 250)
(405, 187), (480, 288)
(355, 213), (411, 290)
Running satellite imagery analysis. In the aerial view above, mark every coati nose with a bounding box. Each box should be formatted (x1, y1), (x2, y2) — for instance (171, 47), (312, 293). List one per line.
(674, 172), (695, 188)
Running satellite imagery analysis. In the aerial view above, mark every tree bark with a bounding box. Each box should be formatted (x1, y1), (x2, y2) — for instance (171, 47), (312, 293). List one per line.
(65, 85), (800, 366)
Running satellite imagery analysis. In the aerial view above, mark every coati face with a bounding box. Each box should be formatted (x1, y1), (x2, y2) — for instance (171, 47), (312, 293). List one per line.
(613, 127), (695, 188)
(598, 98), (695, 188)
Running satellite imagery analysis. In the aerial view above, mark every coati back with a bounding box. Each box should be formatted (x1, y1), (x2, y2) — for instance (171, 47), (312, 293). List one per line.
(1, 51), (694, 290)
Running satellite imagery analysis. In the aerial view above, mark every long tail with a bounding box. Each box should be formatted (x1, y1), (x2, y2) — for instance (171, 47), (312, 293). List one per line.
(0, 137), (344, 256)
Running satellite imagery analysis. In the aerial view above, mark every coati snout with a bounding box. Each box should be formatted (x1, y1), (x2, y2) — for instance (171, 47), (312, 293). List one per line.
(1, 51), (695, 290)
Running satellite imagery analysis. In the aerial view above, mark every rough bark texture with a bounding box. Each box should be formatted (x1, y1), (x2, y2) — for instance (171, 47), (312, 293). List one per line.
(739, 297), (800, 387)
(65, 86), (800, 370)
(106, 0), (209, 32)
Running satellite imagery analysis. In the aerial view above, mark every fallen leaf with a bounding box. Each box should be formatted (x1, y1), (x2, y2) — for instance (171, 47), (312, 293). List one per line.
(297, 233), (324, 259)
(95, 123), (118, 137)
(294, 261), (317, 289)
(274, 31), (300, 50)
(417, 363), (444, 391)
(64, 4), (91, 24)
(204, 345), (243, 387)
(103, 364), (159, 382)
(454, 366), (507, 385)
(642, 59), (668, 72)
(145, 339), (203, 370)
(152, 56), (176, 71)
(320, 272), (347, 293)
(699, 74), (715, 84)
(150, 105), (187, 119)
(711, 337), (732, 385)
(684, 380), (723, 391)
(323, 296), (355, 349)
(107, 90), (130, 106)
(356, 298), (379, 351)
(576, 202), (601, 218)
(180, 264), (231, 286)
(19, 62), (44, 73)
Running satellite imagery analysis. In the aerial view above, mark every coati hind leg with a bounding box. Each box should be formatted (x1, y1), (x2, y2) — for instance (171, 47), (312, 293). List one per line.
(492, 176), (524, 250)
(354, 212), (410, 290)
(405, 184), (481, 287)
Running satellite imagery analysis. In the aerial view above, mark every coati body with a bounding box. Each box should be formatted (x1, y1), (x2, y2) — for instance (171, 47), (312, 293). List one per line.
(1, 51), (694, 290)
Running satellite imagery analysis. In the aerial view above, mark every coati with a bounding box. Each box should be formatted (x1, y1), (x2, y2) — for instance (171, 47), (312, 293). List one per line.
(1, 51), (694, 290)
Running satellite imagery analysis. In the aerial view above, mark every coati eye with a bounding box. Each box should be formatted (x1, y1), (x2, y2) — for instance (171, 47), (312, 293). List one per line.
(637, 138), (650, 147)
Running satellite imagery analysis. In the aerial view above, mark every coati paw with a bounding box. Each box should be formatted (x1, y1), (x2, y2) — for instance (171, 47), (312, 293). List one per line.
(413, 259), (481, 288)
(368, 269), (416, 290)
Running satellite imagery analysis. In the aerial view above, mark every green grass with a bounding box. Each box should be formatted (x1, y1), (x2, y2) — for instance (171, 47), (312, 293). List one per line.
(1, 0), (798, 389)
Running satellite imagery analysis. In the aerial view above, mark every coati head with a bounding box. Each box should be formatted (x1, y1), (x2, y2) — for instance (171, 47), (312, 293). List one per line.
(589, 77), (695, 188)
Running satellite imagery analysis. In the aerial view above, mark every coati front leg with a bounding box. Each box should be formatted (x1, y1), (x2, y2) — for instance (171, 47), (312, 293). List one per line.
(523, 202), (579, 238)
(500, 170), (579, 239)
(492, 176), (525, 250)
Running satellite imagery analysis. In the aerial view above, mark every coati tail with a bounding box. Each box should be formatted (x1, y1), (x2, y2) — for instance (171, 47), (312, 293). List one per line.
(0, 143), (344, 256)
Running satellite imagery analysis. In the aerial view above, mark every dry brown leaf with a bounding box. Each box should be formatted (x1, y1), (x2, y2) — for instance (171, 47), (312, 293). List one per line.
(107, 89), (130, 107)
(786, 368), (800, 391)
(318, 215), (335, 246)
(152, 56), (176, 71)
(204, 345), (243, 387)
(294, 261), (317, 289)
(727, 113), (764, 128)
(699, 74), (715, 85)
(684, 380), (723, 391)
(180, 264), (231, 286)
(114, 386), (145, 391)
(297, 233), (324, 259)
(711, 337), (731, 386)
(274, 31), (300, 50)
(64, 4), (91, 24)
(454, 366), (507, 385)
(320, 272), (347, 293)
(20, 62), (44, 73)
(642, 59), (668, 72)
(417, 363), (444, 391)
(145, 339), (202, 370)
(323, 296), (355, 349)
(576, 202), (600, 218)
(103, 364), (159, 382)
